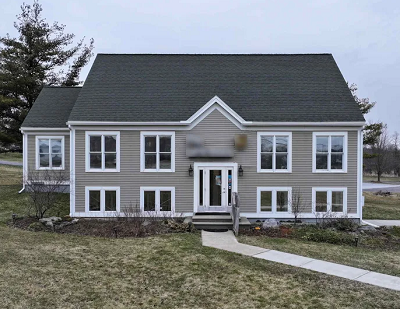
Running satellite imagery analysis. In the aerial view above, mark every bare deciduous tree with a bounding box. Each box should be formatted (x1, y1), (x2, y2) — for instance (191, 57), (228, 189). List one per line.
(370, 126), (391, 182)
(26, 169), (69, 218)
(291, 188), (307, 224)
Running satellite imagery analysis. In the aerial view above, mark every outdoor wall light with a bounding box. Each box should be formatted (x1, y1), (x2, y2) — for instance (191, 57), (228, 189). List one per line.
(239, 165), (243, 176)
(188, 164), (194, 176)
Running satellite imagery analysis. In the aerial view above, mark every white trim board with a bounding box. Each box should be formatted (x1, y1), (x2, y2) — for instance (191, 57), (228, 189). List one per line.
(21, 127), (69, 132)
(70, 128), (75, 217)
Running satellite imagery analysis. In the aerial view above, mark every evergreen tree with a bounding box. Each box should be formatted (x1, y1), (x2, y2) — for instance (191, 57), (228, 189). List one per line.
(0, 0), (94, 150)
(348, 83), (383, 146)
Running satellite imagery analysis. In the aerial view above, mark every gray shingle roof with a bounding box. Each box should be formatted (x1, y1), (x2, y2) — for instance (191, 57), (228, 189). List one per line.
(67, 54), (364, 123)
(22, 86), (81, 128)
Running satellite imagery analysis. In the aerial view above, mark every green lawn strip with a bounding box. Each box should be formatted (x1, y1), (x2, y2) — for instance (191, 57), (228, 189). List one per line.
(0, 227), (399, 308)
(363, 192), (400, 220)
(363, 175), (400, 184)
(238, 235), (400, 277)
(0, 152), (23, 162)
(0, 165), (69, 224)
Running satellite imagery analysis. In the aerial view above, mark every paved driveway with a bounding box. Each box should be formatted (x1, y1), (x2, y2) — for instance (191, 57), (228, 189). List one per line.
(363, 220), (400, 227)
(0, 160), (22, 166)
(363, 182), (400, 193)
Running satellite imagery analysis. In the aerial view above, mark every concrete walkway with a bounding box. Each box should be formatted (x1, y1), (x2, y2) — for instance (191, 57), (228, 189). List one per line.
(0, 160), (22, 166)
(363, 220), (400, 227)
(202, 230), (400, 291)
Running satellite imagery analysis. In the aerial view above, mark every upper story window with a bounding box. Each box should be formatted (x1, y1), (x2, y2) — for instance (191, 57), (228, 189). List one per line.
(257, 132), (292, 173)
(36, 136), (64, 170)
(85, 131), (120, 172)
(140, 132), (175, 172)
(312, 187), (347, 214)
(313, 132), (347, 173)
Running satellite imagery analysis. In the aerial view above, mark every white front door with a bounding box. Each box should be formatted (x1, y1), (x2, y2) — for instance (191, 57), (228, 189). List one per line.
(194, 163), (238, 212)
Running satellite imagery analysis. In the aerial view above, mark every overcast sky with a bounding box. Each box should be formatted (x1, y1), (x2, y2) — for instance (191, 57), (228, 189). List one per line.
(2, 0), (399, 132)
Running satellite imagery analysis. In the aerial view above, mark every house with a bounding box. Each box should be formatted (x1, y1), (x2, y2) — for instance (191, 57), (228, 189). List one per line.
(21, 54), (365, 225)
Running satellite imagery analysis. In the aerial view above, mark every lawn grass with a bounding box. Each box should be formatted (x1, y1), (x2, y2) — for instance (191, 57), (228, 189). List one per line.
(239, 235), (400, 277)
(363, 175), (400, 184)
(0, 152), (23, 162)
(1, 162), (400, 307)
(363, 191), (400, 220)
(0, 165), (69, 224)
(1, 227), (400, 308)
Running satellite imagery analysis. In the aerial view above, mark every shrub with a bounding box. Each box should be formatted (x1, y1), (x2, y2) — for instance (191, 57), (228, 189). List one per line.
(293, 226), (356, 246)
(322, 218), (359, 232)
(28, 221), (46, 232)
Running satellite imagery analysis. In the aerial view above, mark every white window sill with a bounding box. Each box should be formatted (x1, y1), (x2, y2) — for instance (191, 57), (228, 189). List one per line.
(258, 169), (291, 173)
(85, 169), (120, 173)
(141, 169), (175, 173)
(313, 170), (347, 174)
(37, 167), (65, 171)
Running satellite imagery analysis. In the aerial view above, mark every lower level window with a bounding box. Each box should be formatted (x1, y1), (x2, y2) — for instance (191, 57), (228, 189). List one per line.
(140, 187), (175, 213)
(86, 187), (120, 212)
(257, 187), (291, 213)
(313, 188), (347, 214)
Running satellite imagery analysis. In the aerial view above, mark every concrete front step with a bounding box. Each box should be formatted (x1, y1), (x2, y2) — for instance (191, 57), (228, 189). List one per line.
(184, 216), (252, 230)
(192, 215), (233, 222)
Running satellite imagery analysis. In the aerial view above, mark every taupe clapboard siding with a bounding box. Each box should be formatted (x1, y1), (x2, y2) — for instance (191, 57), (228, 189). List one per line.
(74, 109), (359, 215)
(27, 133), (70, 180)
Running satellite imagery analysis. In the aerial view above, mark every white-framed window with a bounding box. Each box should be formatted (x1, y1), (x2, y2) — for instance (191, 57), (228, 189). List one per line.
(257, 132), (292, 173)
(85, 131), (120, 172)
(312, 187), (347, 214)
(140, 132), (175, 172)
(140, 187), (175, 213)
(257, 187), (292, 213)
(36, 136), (65, 170)
(85, 186), (120, 213)
(312, 132), (347, 173)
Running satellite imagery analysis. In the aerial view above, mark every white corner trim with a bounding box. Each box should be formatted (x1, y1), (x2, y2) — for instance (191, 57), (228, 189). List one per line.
(140, 131), (175, 172)
(312, 132), (348, 173)
(70, 128), (75, 217)
(358, 128), (363, 219)
(35, 136), (65, 170)
(257, 132), (292, 173)
(311, 187), (348, 215)
(21, 132), (28, 187)
(257, 187), (292, 214)
(85, 131), (120, 173)
(85, 186), (121, 213)
(139, 186), (176, 213)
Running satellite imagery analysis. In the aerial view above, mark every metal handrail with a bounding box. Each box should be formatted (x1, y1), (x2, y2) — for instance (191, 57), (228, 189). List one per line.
(232, 192), (240, 236)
